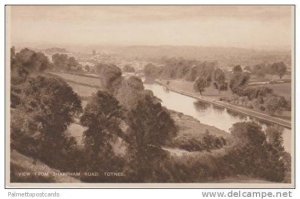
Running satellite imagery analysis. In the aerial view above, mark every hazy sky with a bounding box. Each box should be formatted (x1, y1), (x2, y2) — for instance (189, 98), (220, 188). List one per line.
(8, 6), (293, 50)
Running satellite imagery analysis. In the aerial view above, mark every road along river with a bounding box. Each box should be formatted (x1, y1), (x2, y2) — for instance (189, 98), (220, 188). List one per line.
(49, 72), (292, 154)
(143, 82), (292, 153)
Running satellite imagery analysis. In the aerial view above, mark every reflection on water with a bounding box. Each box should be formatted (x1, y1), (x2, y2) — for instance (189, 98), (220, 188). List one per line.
(144, 83), (247, 132)
(212, 104), (226, 114)
(226, 109), (247, 120)
(194, 101), (210, 112)
(144, 82), (291, 153)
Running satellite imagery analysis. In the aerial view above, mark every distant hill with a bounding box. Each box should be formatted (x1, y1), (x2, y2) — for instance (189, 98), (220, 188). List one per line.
(105, 45), (291, 68)
(18, 45), (291, 68)
(43, 47), (69, 54)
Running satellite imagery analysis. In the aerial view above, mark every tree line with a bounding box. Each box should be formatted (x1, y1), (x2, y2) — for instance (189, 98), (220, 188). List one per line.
(10, 48), (290, 183)
(143, 58), (289, 116)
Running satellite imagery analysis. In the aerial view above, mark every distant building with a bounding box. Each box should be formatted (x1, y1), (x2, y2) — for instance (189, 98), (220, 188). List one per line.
(92, 50), (96, 56)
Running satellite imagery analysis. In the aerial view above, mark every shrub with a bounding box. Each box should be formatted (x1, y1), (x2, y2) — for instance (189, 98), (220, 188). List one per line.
(265, 95), (287, 115)
(223, 122), (287, 182)
(11, 76), (82, 170)
(171, 130), (226, 152)
(123, 64), (135, 73)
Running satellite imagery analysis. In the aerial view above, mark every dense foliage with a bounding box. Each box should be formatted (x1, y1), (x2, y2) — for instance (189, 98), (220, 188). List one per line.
(11, 76), (82, 170)
(193, 76), (211, 95)
(229, 71), (250, 94)
(123, 64), (135, 73)
(213, 68), (227, 93)
(11, 47), (52, 107)
(80, 91), (126, 182)
(11, 48), (51, 83)
(247, 62), (288, 79)
(10, 49), (291, 183)
(52, 53), (81, 72)
(143, 58), (216, 82)
(223, 122), (287, 182)
(171, 130), (227, 152)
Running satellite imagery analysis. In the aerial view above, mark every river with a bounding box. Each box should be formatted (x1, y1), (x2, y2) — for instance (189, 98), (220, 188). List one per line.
(143, 82), (292, 153)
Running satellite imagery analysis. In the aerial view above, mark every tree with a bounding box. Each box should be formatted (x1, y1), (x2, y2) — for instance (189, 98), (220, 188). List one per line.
(123, 64), (135, 73)
(11, 48), (51, 108)
(264, 125), (286, 182)
(265, 95), (287, 115)
(185, 62), (216, 81)
(232, 65), (242, 73)
(67, 56), (80, 71)
(125, 94), (176, 181)
(224, 122), (286, 182)
(265, 126), (284, 153)
(127, 94), (176, 147)
(80, 91), (126, 180)
(193, 76), (210, 95)
(80, 91), (126, 145)
(126, 76), (144, 90)
(52, 53), (68, 71)
(230, 121), (266, 146)
(11, 48), (50, 84)
(214, 68), (226, 94)
(80, 90), (176, 182)
(271, 62), (287, 79)
(96, 63), (122, 92)
(144, 63), (160, 79)
(84, 65), (90, 72)
(252, 64), (267, 78)
(12, 76), (82, 167)
(241, 86), (273, 100)
(229, 72), (250, 94)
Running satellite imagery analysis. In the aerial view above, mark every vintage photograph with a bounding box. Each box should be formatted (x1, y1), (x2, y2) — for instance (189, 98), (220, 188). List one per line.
(6, 5), (294, 188)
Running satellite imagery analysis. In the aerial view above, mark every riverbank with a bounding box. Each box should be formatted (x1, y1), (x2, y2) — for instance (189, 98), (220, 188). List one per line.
(48, 72), (234, 153)
(48, 72), (291, 153)
(156, 79), (291, 129)
(49, 71), (291, 128)
(43, 72), (290, 183)
(165, 110), (234, 155)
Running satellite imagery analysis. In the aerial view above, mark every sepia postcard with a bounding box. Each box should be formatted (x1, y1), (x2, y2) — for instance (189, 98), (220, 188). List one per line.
(5, 5), (295, 188)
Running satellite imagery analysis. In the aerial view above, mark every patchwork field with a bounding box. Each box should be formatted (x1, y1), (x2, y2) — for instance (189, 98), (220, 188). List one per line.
(49, 72), (101, 87)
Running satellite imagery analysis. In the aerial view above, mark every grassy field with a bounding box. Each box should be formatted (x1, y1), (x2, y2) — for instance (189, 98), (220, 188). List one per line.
(249, 83), (291, 99)
(50, 72), (101, 87)
(248, 83), (292, 121)
(160, 79), (292, 100)
(160, 79), (292, 121)
(249, 74), (292, 82)
(67, 82), (98, 97)
(160, 79), (232, 100)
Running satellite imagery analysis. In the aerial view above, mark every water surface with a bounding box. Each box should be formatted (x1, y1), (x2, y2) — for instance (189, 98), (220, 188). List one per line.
(144, 83), (291, 153)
